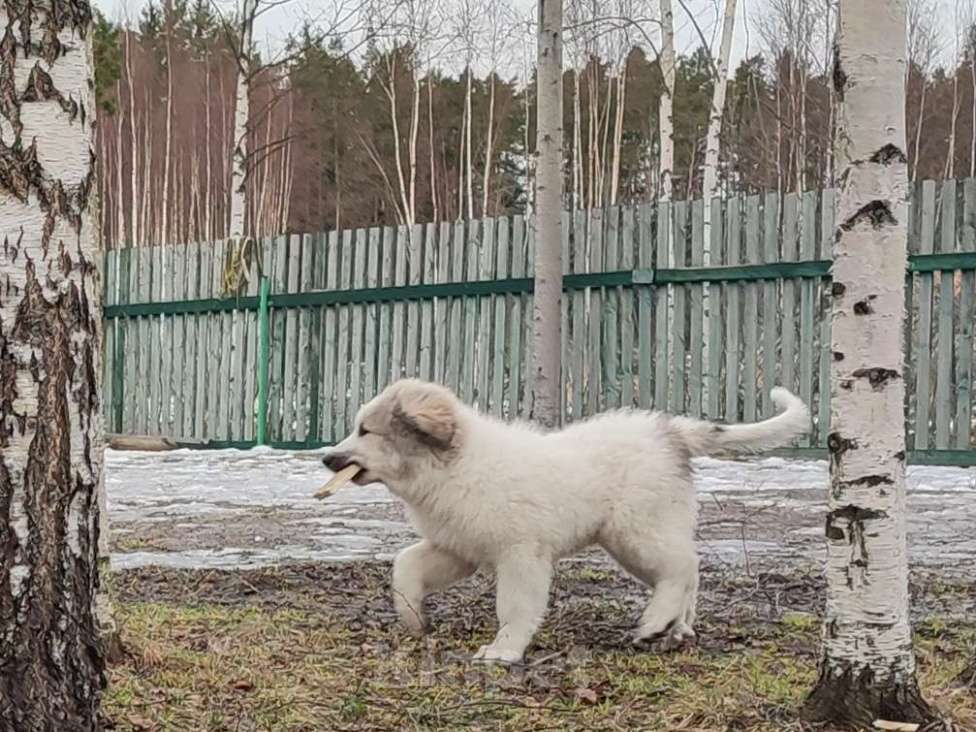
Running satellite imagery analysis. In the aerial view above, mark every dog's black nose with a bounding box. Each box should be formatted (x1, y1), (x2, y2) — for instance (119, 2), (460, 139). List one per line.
(322, 451), (351, 472)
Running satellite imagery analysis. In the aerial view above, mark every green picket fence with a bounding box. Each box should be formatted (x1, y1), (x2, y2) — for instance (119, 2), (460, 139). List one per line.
(102, 179), (976, 465)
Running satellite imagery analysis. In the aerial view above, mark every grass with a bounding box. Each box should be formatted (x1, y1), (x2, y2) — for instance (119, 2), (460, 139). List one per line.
(102, 564), (976, 731)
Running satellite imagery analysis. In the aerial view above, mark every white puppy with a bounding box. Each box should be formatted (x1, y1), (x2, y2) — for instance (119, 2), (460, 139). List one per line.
(323, 379), (810, 664)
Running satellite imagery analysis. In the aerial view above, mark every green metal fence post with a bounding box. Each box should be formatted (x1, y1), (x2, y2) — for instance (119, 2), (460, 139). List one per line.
(256, 276), (271, 445)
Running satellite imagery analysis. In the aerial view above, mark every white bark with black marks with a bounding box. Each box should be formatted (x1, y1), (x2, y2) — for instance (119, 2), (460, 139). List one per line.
(229, 0), (257, 239)
(530, 0), (563, 428)
(0, 0), (106, 728)
(701, 0), (736, 213)
(657, 0), (675, 203)
(701, 0), (737, 409)
(804, 1), (931, 726)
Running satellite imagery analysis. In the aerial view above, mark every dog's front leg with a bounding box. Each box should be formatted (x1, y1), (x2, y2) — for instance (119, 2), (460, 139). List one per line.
(393, 541), (475, 636)
(474, 548), (552, 664)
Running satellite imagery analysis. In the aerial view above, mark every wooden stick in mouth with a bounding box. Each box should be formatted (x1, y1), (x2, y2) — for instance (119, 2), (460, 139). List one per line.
(314, 464), (362, 499)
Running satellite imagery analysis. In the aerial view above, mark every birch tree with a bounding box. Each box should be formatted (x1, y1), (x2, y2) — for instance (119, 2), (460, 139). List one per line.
(701, 0), (737, 211)
(531, 0), (563, 428)
(0, 0), (107, 727)
(229, 0), (257, 238)
(803, 0), (933, 726)
(701, 0), (737, 412)
(657, 0), (675, 202)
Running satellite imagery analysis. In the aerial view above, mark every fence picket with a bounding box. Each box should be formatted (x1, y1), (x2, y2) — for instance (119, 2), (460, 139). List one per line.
(724, 197), (741, 421)
(508, 217), (527, 417)
(148, 245), (163, 434)
(915, 181), (936, 449)
(570, 210), (588, 419)
(405, 224), (423, 379)
(588, 208), (604, 413)
(957, 178), (976, 449)
(637, 204), (653, 409)
(307, 233), (325, 441)
(348, 230), (367, 425)
(391, 225), (408, 384)
(103, 250), (118, 432)
(602, 207), (621, 409)
(319, 231), (340, 441)
(620, 206), (636, 408)
(492, 218), (509, 416)
(435, 221), (452, 386)
(334, 231), (354, 437)
(461, 221), (479, 404)
(476, 218), (495, 409)
(688, 200), (704, 417)
(671, 201), (688, 414)
(194, 244), (211, 439)
(781, 194), (799, 401)
(420, 222), (438, 382)
(447, 221), (465, 393)
(761, 193), (779, 418)
(742, 196), (760, 422)
(654, 201), (669, 411)
(293, 235), (314, 442)
(170, 244), (186, 435)
(375, 226), (396, 395)
(706, 198), (723, 419)
(798, 191), (817, 446)
(364, 228), (381, 401)
(935, 179), (956, 447)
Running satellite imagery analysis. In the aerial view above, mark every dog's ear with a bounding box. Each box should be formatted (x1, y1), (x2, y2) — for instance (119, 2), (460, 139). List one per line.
(393, 381), (457, 449)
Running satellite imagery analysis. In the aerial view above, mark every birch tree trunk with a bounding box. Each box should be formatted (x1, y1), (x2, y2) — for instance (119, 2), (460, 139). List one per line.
(572, 70), (582, 210)
(609, 70), (626, 205)
(970, 58), (975, 177)
(657, 0), (675, 202)
(530, 0), (562, 428)
(658, 0), (676, 386)
(482, 74), (497, 217)
(701, 0), (736, 412)
(428, 77), (438, 222)
(229, 0), (257, 239)
(945, 64), (959, 179)
(803, 1), (932, 726)
(162, 0), (175, 245)
(0, 0), (107, 727)
(702, 0), (736, 211)
(464, 67), (474, 219)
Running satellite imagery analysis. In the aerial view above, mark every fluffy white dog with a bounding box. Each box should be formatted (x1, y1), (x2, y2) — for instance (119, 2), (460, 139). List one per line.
(323, 379), (810, 664)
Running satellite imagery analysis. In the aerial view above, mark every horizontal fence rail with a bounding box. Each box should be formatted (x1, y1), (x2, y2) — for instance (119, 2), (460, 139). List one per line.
(102, 179), (976, 465)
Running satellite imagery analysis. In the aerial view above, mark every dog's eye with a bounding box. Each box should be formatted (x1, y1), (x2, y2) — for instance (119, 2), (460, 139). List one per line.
(358, 425), (370, 437)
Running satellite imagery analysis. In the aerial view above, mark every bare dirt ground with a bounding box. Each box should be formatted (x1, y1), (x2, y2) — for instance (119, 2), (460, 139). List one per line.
(104, 561), (976, 731)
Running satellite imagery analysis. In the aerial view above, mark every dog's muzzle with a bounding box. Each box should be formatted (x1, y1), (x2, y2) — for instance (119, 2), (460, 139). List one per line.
(322, 451), (355, 473)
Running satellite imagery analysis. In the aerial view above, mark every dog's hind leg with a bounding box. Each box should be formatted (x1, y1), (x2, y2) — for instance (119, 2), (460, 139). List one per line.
(600, 532), (699, 650)
(393, 541), (475, 636)
(474, 547), (552, 664)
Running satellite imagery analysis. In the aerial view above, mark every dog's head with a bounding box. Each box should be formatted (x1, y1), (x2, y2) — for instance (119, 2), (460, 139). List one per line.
(322, 379), (461, 489)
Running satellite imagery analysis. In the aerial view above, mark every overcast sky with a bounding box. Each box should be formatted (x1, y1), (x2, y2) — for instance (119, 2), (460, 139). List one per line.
(92, 0), (958, 77)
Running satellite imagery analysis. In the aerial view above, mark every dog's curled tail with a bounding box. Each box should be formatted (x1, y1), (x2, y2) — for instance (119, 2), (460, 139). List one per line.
(676, 387), (811, 457)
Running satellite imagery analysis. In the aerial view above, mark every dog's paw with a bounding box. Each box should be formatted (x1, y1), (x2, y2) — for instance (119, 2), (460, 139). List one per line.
(633, 623), (696, 652)
(394, 599), (430, 637)
(472, 644), (523, 665)
(398, 617), (430, 638)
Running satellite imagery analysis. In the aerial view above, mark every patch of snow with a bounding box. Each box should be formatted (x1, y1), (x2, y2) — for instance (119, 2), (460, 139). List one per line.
(105, 448), (976, 571)
(692, 456), (976, 493)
